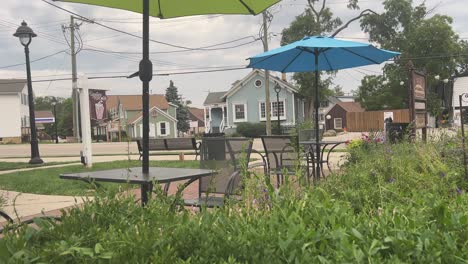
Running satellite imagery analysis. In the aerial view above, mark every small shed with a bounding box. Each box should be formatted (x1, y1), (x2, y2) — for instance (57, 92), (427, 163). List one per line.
(325, 102), (364, 131)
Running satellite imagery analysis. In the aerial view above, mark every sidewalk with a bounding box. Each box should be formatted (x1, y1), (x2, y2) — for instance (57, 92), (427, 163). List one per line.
(0, 190), (89, 224)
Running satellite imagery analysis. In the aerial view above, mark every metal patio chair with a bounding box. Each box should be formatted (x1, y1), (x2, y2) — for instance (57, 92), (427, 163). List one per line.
(184, 137), (253, 208)
(260, 135), (310, 187)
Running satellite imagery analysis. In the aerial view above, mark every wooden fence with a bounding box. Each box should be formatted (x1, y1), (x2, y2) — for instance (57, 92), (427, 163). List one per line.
(346, 109), (410, 132)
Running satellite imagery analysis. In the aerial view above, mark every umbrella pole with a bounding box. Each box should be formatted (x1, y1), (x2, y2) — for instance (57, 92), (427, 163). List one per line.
(140, 0), (153, 206)
(314, 51), (321, 180)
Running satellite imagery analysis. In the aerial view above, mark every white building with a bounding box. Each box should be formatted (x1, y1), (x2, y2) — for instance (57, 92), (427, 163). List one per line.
(451, 76), (468, 126)
(0, 79), (28, 144)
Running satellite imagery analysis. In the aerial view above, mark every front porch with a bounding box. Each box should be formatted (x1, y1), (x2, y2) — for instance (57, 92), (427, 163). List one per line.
(204, 105), (227, 133)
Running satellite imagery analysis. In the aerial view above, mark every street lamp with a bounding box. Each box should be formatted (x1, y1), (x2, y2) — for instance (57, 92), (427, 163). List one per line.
(459, 93), (468, 181)
(14, 21), (43, 164)
(274, 84), (282, 135)
(52, 101), (58, 144)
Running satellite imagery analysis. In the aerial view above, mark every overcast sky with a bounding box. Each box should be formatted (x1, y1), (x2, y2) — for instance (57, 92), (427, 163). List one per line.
(0, 0), (465, 107)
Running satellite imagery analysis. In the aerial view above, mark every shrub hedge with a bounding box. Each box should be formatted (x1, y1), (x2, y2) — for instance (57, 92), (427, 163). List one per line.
(1, 139), (467, 263)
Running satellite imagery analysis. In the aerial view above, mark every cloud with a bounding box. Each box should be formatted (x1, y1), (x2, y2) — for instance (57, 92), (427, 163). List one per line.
(1, 0), (466, 107)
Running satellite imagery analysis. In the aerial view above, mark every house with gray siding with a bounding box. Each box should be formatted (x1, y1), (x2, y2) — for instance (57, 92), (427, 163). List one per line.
(203, 70), (305, 134)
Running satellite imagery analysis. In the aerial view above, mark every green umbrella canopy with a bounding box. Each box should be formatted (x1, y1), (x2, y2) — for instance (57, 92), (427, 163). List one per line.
(53, 0), (280, 18)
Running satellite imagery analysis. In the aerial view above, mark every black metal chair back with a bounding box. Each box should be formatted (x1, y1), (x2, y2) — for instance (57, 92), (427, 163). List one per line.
(298, 129), (323, 141)
(199, 137), (252, 196)
(260, 135), (299, 172)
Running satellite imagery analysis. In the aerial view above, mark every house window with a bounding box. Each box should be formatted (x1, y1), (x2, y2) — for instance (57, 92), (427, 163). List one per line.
(320, 114), (325, 121)
(259, 100), (286, 120)
(272, 101), (285, 118)
(254, 79), (263, 88)
(205, 108), (210, 119)
(320, 100), (329, 108)
(233, 103), (246, 122)
(160, 122), (167, 136)
(334, 118), (343, 129)
(259, 102), (266, 119)
(157, 122), (170, 136)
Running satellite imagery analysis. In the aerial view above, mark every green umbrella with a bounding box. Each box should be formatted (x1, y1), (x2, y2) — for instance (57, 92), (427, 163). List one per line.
(53, 0), (280, 205)
(54, 0), (279, 18)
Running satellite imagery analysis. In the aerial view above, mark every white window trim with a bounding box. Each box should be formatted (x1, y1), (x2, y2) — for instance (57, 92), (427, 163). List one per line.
(258, 99), (287, 121)
(232, 102), (248, 123)
(157, 121), (170, 137)
(334, 118), (343, 130)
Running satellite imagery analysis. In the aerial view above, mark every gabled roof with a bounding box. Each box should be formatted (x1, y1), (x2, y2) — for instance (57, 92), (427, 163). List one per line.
(188, 107), (204, 122)
(203, 91), (227, 105)
(0, 79), (26, 94)
(107, 94), (170, 111)
(336, 102), (364, 112)
(128, 106), (177, 125)
(222, 69), (298, 99)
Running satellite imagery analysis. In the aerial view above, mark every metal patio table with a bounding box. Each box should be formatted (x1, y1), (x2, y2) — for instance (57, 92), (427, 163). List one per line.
(60, 167), (214, 205)
(299, 141), (346, 179)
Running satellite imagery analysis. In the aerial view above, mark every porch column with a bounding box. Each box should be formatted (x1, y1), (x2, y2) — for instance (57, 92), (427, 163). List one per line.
(221, 107), (225, 127)
(209, 106), (212, 132)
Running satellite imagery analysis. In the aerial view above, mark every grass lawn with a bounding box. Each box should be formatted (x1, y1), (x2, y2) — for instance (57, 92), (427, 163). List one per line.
(0, 161), (74, 172)
(0, 160), (199, 196)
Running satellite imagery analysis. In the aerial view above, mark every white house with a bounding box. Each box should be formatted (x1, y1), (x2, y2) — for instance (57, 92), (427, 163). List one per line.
(451, 75), (468, 126)
(0, 79), (28, 144)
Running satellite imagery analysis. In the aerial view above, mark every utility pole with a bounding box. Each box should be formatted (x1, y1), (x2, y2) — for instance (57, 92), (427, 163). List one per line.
(64, 16), (81, 142)
(262, 11), (272, 135)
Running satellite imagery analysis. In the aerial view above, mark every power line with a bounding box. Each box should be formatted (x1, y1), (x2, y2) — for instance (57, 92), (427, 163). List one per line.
(0, 50), (67, 69)
(0, 67), (247, 85)
(42, 0), (256, 52)
(81, 38), (259, 55)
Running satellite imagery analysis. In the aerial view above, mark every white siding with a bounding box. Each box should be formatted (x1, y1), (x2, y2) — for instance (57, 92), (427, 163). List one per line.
(0, 94), (22, 137)
(453, 76), (468, 109)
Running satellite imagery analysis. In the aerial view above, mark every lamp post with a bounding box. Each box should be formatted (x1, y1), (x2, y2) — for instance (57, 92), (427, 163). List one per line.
(325, 114), (331, 130)
(52, 101), (58, 144)
(14, 21), (43, 164)
(274, 84), (282, 135)
(459, 93), (468, 181)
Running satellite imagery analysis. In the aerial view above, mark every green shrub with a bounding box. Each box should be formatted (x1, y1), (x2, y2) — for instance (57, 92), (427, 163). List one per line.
(236, 122), (266, 138)
(1, 140), (467, 263)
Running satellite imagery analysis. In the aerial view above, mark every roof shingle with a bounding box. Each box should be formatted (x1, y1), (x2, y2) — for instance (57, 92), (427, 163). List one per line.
(107, 94), (169, 111)
(203, 91), (227, 105)
(336, 102), (364, 112)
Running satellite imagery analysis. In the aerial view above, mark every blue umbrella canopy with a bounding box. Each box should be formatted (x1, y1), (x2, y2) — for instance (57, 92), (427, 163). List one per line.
(247, 36), (399, 179)
(247, 36), (400, 72)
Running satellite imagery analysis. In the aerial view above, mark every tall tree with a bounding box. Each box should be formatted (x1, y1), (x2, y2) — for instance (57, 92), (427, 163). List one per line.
(34, 96), (73, 137)
(358, 0), (466, 114)
(165, 80), (190, 133)
(281, 0), (375, 121)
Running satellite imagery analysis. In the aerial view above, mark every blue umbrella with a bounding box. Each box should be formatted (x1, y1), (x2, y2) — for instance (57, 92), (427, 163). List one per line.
(247, 36), (400, 179)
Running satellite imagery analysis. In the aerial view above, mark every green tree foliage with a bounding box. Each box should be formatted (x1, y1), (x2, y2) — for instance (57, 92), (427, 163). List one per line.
(281, 0), (368, 120)
(358, 0), (467, 112)
(164, 80), (190, 133)
(34, 96), (73, 138)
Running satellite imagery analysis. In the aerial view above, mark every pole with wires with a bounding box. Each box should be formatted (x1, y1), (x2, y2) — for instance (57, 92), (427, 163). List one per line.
(262, 11), (272, 136)
(63, 15), (82, 142)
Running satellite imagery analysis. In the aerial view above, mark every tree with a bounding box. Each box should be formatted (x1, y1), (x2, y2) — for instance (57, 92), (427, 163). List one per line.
(281, 0), (375, 121)
(165, 80), (190, 133)
(358, 0), (466, 113)
(34, 96), (73, 138)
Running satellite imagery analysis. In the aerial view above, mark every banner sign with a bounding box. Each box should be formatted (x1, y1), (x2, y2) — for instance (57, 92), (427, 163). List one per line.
(412, 72), (426, 100)
(409, 67), (427, 139)
(89, 89), (108, 121)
